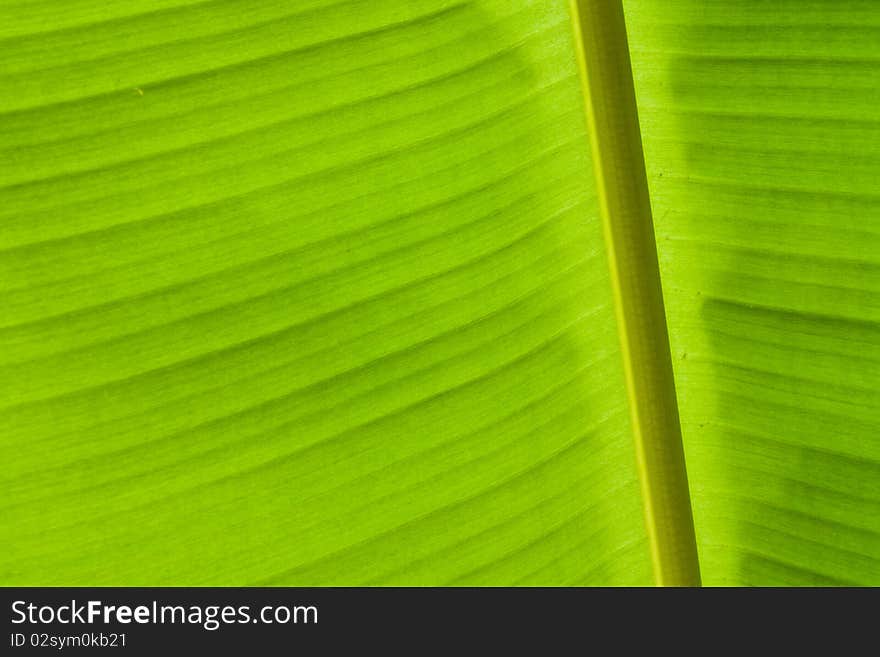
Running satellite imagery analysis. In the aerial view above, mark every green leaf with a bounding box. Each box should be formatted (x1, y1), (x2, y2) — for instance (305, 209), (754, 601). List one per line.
(3, 0), (879, 587)
(625, 0), (880, 585)
(0, 0), (650, 585)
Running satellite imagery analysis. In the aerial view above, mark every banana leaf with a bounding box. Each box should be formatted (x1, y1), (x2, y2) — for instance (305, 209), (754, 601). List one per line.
(626, 0), (880, 585)
(0, 0), (877, 585)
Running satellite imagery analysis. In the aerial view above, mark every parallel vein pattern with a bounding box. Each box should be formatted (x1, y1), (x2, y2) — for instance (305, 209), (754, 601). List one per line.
(0, 0), (649, 585)
(625, 0), (880, 585)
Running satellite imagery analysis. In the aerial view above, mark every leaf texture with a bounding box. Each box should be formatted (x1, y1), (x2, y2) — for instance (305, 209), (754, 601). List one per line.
(625, 0), (880, 585)
(0, 1), (651, 585)
(5, 0), (879, 587)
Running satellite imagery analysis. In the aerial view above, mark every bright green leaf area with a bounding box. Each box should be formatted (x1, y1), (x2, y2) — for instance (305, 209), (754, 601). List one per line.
(626, 0), (880, 585)
(0, 0), (650, 585)
(2, 0), (879, 586)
